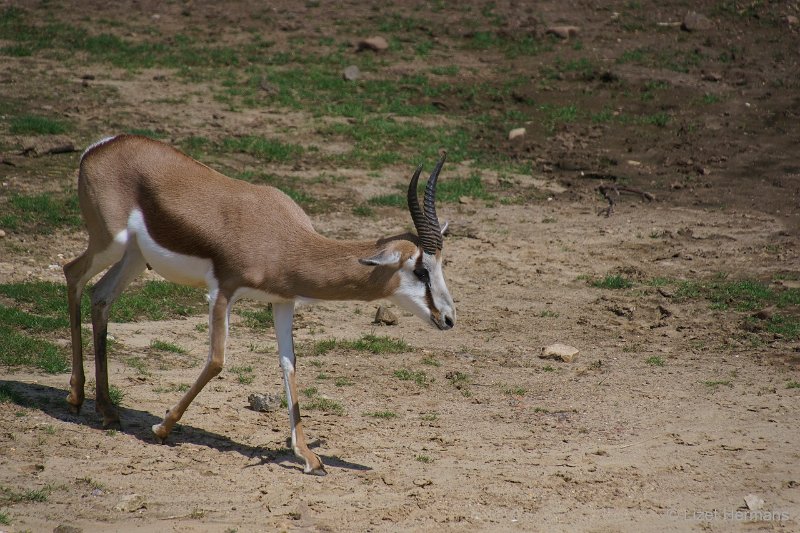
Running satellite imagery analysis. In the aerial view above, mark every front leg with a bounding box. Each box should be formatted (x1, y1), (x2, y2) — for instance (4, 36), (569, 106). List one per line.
(273, 302), (326, 476)
(152, 290), (229, 441)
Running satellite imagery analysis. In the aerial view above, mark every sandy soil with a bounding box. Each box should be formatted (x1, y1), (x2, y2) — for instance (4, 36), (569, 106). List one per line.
(1, 1), (799, 532)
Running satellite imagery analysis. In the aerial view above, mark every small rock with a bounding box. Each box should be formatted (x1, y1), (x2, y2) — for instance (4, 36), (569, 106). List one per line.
(374, 305), (398, 326)
(508, 127), (526, 140)
(413, 478), (432, 488)
(658, 287), (675, 298)
(540, 343), (580, 363)
(0, 229), (6, 238)
(91, 488), (104, 497)
(786, 15), (798, 25)
(546, 25), (580, 39)
(744, 494), (764, 511)
(342, 65), (361, 81)
(458, 195), (473, 205)
(53, 526), (83, 533)
(248, 392), (282, 412)
(702, 71), (722, 82)
(114, 493), (146, 512)
(658, 305), (673, 319)
(682, 11), (712, 32)
(357, 36), (389, 52)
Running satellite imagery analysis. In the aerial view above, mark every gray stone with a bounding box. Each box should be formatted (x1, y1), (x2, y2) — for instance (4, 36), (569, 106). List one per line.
(248, 392), (282, 412)
(343, 65), (361, 81)
(546, 26), (580, 39)
(53, 526), (83, 533)
(508, 127), (526, 140)
(540, 343), (580, 363)
(114, 493), (146, 512)
(744, 493), (764, 511)
(357, 36), (389, 52)
(682, 11), (712, 32)
(374, 305), (398, 326)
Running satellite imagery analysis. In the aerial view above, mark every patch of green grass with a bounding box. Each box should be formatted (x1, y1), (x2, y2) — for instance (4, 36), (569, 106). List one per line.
(501, 384), (526, 396)
(616, 46), (703, 73)
(394, 368), (430, 387)
(238, 306), (273, 329)
(312, 334), (411, 356)
(421, 356), (441, 367)
(703, 380), (732, 389)
(786, 380), (800, 389)
(124, 356), (149, 376)
(0, 193), (81, 234)
(150, 339), (187, 354)
(108, 385), (124, 406)
(334, 377), (353, 387)
(415, 454), (433, 463)
(591, 275), (633, 290)
(0, 279), (204, 324)
(436, 172), (491, 203)
(0, 509), (9, 525)
(673, 276), (800, 314)
(446, 371), (470, 391)
(368, 193), (406, 208)
(420, 412), (438, 421)
(352, 205), (374, 217)
(542, 365), (555, 372)
(221, 136), (304, 162)
(763, 314), (800, 340)
(304, 395), (344, 415)
(539, 310), (559, 318)
(645, 356), (665, 367)
(9, 114), (69, 135)
(0, 326), (68, 373)
(229, 365), (254, 385)
(0, 485), (50, 504)
(364, 410), (397, 419)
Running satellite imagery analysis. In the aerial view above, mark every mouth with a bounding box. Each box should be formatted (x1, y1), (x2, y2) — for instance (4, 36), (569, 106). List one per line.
(430, 315), (454, 331)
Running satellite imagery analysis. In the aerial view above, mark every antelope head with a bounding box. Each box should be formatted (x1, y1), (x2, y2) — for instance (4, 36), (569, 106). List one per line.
(361, 154), (456, 330)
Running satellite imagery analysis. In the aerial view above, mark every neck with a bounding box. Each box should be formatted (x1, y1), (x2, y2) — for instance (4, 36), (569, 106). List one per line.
(284, 233), (416, 301)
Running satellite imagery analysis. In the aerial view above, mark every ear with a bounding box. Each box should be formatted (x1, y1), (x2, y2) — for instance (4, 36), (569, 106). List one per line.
(358, 249), (402, 266)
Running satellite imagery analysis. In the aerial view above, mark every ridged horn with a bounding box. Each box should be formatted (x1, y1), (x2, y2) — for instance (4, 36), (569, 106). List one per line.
(408, 162), (440, 254)
(423, 152), (446, 251)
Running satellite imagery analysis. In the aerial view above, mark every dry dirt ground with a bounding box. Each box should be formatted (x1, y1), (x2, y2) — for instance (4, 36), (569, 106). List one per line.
(1, 1), (799, 532)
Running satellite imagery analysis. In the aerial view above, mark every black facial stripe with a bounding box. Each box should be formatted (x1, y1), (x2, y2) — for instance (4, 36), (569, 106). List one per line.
(416, 254), (438, 316)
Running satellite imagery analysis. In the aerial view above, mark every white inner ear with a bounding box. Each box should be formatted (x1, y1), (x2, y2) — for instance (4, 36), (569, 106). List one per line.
(358, 249), (401, 266)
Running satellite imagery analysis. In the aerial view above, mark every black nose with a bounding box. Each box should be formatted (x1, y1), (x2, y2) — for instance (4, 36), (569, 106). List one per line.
(444, 315), (454, 329)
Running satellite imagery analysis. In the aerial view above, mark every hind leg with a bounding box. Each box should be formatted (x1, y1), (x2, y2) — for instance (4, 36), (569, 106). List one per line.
(90, 244), (146, 427)
(63, 243), (124, 414)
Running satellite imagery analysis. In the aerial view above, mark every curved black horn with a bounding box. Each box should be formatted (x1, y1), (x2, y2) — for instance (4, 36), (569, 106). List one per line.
(408, 162), (440, 254)
(423, 152), (447, 250)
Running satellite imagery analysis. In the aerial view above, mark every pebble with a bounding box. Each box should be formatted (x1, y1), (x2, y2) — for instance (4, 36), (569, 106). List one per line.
(53, 526), (83, 533)
(343, 65), (361, 81)
(357, 36), (389, 52)
(114, 493), (146, 512)
(546, 26), (580, 39)
(786, 15), (798, 25)
(682, 11), (712, 32)
(248, 392), (282, 412)
(744, 494), (764, 511)
(540, 343), (580, 363)
(0, 229), (6, 238)
(508, 127), (526, 140)
(374, 305), (398, 326)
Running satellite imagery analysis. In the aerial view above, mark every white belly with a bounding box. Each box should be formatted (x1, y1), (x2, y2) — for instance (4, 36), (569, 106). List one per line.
(128, 209), (214, 288)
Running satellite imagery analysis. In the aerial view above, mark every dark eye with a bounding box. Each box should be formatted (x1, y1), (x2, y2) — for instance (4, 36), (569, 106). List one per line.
(414, 268), (430, 284)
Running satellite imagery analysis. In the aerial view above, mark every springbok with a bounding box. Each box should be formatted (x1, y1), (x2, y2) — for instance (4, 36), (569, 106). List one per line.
(63, 134), (455, 475)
